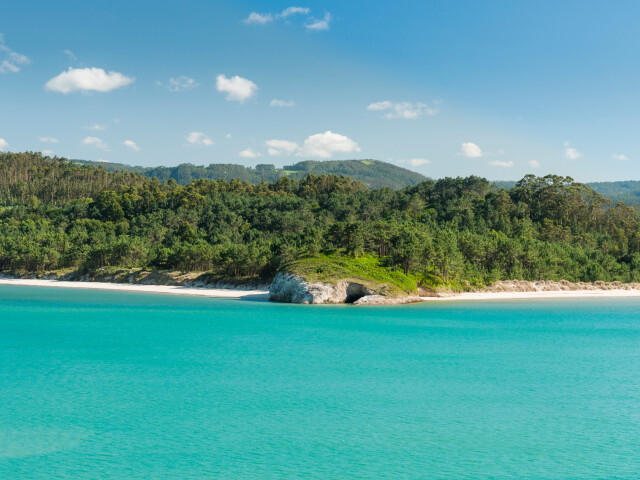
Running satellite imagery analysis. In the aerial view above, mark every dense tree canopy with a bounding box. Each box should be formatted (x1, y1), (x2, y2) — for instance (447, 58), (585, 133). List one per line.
(1, 152), (639, 288)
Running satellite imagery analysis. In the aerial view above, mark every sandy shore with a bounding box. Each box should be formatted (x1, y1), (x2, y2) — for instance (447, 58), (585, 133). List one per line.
(0, 278), (269, 300)
(420, 289), (640, 302)
(2, 278), (640, 304)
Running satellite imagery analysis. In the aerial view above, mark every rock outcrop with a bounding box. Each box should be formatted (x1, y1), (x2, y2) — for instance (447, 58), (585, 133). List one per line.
(352, 294), (423, 305)
(269, 272), (386, 304)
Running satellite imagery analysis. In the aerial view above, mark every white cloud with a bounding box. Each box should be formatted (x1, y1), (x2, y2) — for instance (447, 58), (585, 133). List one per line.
(0, 138), (8, 151)
(280, 7), (310, 18)
(39, 136), (59, 143)
(270, 98), (295, 108)
(245, 7), (312, 25)
(612, 154), (628, 161)
(239, 148), (262, 158)
(0, 35), (30, 74)
(0, 60), (19, 73)
(460, 142), (483, 158)
(564, 147), (582, 160)
(85, 123), (107, 131)
(298, 131), (360, 158)
(95, 159), (110, 163)
(305, 12), (332, 31)
(45, 67), (134, 93)
(164, 76), (199, 92)
(266, 139), (299, 156)
(42, 149), (54, 156)
(367, 101), (438, 119)
(225, 134), (232, 139)
(243, 12), (273, 24)
(82, 136), (109, 151)
(216, 74), (258, 102)
(489, 159), (514, 167)
(409, 158), (431, 166)
(63, 49), (77, 60)
(186, 131), (214, 146)
(529, 160), (541, 168)
(123, 140), (141, 151)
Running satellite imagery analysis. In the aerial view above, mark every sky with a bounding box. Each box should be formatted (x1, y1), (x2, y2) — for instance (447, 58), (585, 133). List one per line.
(1, 0), (640, 181)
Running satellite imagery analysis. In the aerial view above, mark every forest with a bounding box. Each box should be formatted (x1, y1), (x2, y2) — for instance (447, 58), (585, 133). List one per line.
(1, 152), (640, 289)
(73, 158), (427, 190)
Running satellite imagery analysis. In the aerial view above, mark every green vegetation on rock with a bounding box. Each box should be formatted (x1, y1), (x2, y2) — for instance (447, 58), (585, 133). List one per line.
(283, 254), (418, 296)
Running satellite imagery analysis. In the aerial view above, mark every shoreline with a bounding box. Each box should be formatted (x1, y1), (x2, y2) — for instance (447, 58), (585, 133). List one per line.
(0, 278), (270, 300)
(419, 289), (640, 302)
(2, 277), (640, 303)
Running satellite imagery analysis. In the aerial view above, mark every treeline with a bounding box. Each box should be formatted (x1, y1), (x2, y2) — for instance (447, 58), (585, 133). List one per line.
(73, 158), (427, 189)
(0, 152), (147, 205)
(1, 152), (639, 287)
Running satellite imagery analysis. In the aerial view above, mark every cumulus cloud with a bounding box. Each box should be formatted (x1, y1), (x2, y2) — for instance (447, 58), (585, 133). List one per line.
(162, 76), (199, 92)
(85, 123), (107, 131)
(266, 139), (299, 156)
(82, 136), (109, 151)
(45, 67), (134, 93)
(367, 101), (438, 119)
(409, 158), (430, 166)
(305, 12), (332, 31)
(244, 7), (312, 25)
(124, 140), (141, 151)
(216, 74), (258, 102)
(564, 147), (582, 160)
(298, 131), (360, 158)
(39, 136), (59, 143)
(612, 154), (628, 161)
(42, 149), (54, 156)
(489, 159), (514, 167)
(460, 142), (483, 158)
(270, 98), (295, 108)
(281, 7), (310, 18)
(0, 138), (8, 151)
(225, 134), (232, 139)
(186, 131), (214, 146)
(239, 148), (262, 158)
(0, 35), (30, 74)
(529, 160), (541, 168)
(243, 12), (273, 25)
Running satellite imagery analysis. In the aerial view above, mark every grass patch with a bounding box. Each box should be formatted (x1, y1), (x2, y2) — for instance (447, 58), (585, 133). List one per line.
(283, 254), (417, 297)
(359, 160), (374, 165)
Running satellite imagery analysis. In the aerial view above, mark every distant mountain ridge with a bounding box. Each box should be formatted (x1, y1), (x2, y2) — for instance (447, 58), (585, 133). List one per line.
(71, 159), (428, 190)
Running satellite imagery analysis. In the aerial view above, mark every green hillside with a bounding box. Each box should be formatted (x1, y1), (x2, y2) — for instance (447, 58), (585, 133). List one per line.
(72, 159), (427, 190)
(493, 179), (640, 205)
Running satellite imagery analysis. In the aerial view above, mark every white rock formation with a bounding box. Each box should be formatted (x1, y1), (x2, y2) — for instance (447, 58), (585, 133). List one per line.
(269, 272), (376, 304)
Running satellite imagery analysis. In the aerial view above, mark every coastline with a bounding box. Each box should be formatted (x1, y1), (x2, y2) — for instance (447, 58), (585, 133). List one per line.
(420, 289), (640, 302)
(2, 277), (640, 303)
(0, 278), (270, 300)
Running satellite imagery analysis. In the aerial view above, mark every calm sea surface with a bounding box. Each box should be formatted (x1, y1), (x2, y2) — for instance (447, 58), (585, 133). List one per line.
(1, 286), (640, 479)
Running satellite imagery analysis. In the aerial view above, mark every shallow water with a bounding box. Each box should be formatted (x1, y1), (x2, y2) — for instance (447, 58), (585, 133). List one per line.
(1, 285), (640, 479)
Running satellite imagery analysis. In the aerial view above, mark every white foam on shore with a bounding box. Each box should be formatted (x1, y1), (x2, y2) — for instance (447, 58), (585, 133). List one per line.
(0, 278), (269, 299)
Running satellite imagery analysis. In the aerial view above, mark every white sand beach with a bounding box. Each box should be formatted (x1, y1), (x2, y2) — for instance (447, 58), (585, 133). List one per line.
(0, 278), (270, 300)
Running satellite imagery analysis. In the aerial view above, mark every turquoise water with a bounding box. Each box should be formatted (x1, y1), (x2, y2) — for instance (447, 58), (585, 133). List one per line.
(1, 286), (640, 479)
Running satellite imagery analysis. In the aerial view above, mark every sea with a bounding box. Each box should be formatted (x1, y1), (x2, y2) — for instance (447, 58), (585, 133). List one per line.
(1, 285), (639, 479)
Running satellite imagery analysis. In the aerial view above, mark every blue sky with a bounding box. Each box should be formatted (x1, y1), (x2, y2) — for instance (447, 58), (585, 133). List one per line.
(1, 0), (639, 181)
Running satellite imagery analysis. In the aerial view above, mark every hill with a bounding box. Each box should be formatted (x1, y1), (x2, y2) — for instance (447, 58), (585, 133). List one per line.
(72, 159), (427, 190)
(493, 179), (640, 205)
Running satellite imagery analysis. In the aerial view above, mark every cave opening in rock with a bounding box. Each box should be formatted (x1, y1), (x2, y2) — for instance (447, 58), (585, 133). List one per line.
(345, 283), (369, 303)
